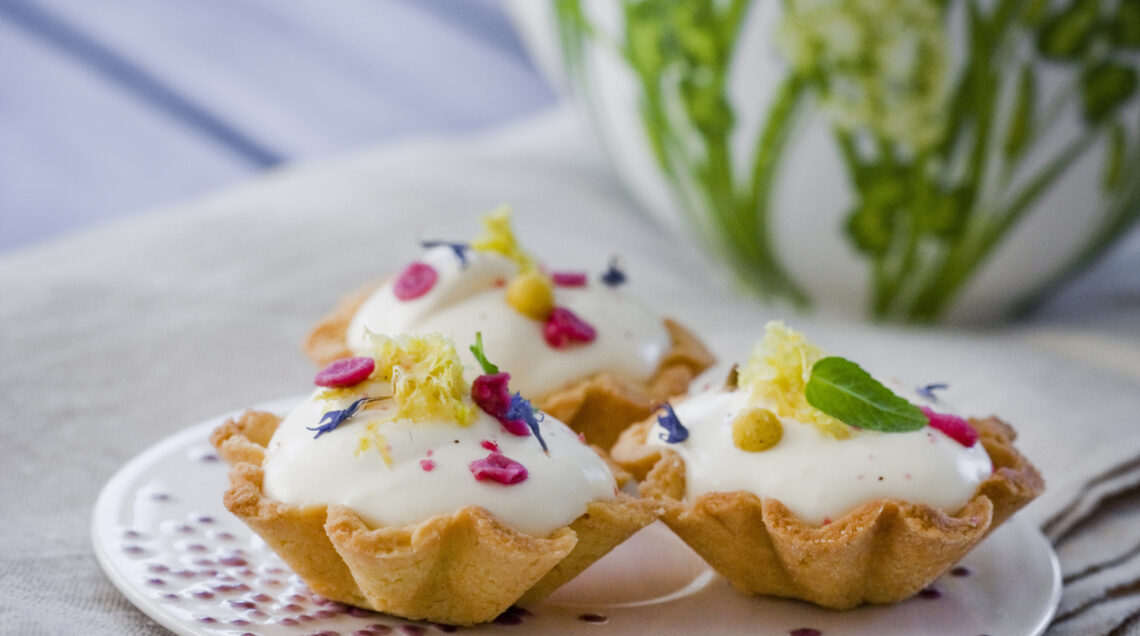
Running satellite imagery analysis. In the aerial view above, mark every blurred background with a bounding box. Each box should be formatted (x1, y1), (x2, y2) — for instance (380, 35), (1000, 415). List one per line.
(0, 0), (555, 252)
(3, 0), (1139, 331)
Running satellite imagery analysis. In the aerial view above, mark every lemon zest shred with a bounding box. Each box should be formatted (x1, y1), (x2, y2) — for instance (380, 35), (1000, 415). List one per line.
(738, 321), (852, 439)
(470, 206), (538, 272)
(367, 332), (475, 427)
(356, 421), (394, 466)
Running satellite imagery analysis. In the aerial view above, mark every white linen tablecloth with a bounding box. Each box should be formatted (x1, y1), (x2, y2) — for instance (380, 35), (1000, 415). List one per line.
(2, 107), (1140, 634)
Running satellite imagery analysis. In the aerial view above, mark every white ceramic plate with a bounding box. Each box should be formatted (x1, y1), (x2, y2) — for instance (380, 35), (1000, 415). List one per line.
(93, 397), (1062, 635)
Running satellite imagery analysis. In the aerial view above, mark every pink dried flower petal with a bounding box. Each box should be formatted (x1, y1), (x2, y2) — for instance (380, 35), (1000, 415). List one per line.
(314, 357), (375, 387)
(498, 417), (530, 437)
(551, 271), (588, 287)
(393, 262), (438, 300)
(469, 452), (528, 485)
(472, 373), (530, 436)
(420, 459), (436, 472)
(921, 407), (979, 447)
(481, 440), (499, 452)
(543, 306), (597, 348)
(472, 372), (512, 415)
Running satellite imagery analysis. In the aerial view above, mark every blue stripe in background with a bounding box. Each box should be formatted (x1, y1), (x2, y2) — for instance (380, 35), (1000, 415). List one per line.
(0, 0), (284, 168)
(399, 0), (534, 66)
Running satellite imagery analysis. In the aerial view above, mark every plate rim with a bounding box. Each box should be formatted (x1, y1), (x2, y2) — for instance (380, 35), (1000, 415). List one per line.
(91, 397), (301, 635)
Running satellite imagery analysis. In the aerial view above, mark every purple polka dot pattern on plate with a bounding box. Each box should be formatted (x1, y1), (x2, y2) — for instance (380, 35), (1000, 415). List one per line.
(116, 502), (414, 632)
(106, 440), (549, 635)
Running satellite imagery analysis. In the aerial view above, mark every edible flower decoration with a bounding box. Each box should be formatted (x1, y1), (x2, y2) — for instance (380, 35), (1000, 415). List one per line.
(505, 392), (548, 453)
(307, 336), (545, 482)
(551, 271), (588, 287)
(420, 240), (471, 268)
(738, 321), (978, 447)
(393, 262), (439, 300)
(470, 207), (598, 348)
(921, 407), (979, 447)
(308, 397), (383, 439)
(307, 357), (386, 439)
(543, 307), (597, 348)
(309, 335), (475, 460)
(470, 372), (525, 435)
(470, 332), (549, 452)
(601, 257), (627, 287)
(469, 452), (529, 485)
(655, 403), (689, 443)
(916, 383), (949, 402)
(314, 356), (376, 388)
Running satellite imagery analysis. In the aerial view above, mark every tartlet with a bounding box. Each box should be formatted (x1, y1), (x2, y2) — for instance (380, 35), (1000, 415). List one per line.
(304, 208), (713, 450)
(211, 334), (658, 625)
(611, 322), (1044, 609)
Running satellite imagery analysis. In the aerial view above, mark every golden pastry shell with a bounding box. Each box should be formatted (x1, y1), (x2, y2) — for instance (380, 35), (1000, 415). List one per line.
(211, 410), (659, 625)
(610, 413), (1044, 609)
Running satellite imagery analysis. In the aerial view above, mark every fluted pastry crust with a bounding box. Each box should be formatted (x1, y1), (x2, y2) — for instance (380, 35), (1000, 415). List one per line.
(212, 411), (659, 625)
(303, 281), (714, 450)
(610, 415), (1044, 609)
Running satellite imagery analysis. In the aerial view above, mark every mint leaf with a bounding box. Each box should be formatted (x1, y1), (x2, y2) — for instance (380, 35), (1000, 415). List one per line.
(805, 357), (927, 433)
(469, 332), (499, 375)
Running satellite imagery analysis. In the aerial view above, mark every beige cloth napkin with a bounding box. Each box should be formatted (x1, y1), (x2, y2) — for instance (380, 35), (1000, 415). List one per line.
(2, 106), (1139, 634)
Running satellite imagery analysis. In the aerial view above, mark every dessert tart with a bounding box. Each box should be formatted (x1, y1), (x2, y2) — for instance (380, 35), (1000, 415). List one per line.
(211, 333), (657, 625)
(611, 322), (1044, 609)
(304, 208), (713, 449)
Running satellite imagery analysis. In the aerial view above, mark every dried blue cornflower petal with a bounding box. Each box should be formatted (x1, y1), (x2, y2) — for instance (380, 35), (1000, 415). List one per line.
(656, 403), (688, 443)
(506, 392), (548, 453)
(916, 383), (949, 402)
(421, 240), (471, 268)
(600, 257), (626, 287)
(308, 397), (380, 439)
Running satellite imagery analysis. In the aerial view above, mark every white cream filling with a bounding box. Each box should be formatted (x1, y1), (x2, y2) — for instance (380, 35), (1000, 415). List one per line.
(646, 387), (993, 525)
(346, 247), (670, 398)
(262, 390), (617, 537)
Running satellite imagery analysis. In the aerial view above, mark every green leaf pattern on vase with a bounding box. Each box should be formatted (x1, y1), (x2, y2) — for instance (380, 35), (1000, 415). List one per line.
(549, 0), (1140, 322)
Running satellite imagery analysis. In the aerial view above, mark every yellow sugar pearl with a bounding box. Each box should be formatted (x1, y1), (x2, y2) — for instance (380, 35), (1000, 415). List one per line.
(506, 270), (555, 320)
(732, 407), (783, 452)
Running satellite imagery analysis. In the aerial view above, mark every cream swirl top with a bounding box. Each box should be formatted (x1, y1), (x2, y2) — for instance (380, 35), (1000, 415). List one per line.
(346, 246), (670, 398)
(646, 384), (993, 525)
(262, 390), (617, 537)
